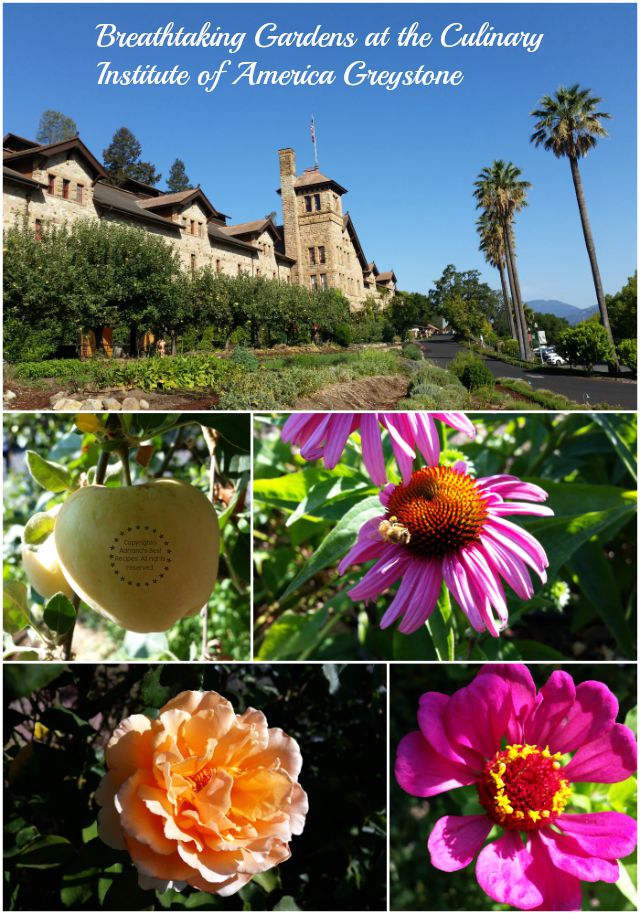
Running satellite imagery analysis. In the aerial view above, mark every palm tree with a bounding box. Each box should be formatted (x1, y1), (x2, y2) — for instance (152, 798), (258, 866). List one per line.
(474, 161), (532, 360)
(530, 85), (617, 369)
(476, 212), (517, 345)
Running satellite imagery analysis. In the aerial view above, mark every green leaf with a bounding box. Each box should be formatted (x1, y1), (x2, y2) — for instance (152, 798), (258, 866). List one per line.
(3, 663), (67, 699)
(592, 415), (637, 483)
(524, 502), (636, 579)
(3, 580), (31, 634)
(257, 608), (328, 661)
(192, 413), (250, 452)
(26, 451), (72, 492)
(567, 540), (633, 654)
(16, 835), (73, 868)
(22, 512), (56, 547)
(43, 593), (76, 636)
(322, 663), (347, 694)
(253, 869), (280, 893)
(274, 897), (301, 911)
(279, 495), (381, 601)
(616, 860), (638, 907)
(426, 585), (455, 660)
(286, 476), (374, 527)
(254, 466), (357, 509)
(40, 706), (93, 734)
(607, 777), (637, 814)
(625, 707), (637, 736)
(526, 479), (636, 517)
(510, 639), (565, 661)
(141, 666), (171, 709)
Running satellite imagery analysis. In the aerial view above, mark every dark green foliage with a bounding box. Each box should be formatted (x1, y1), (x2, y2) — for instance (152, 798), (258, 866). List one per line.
(529, 310), (571, 344)
(557, 322), (616, 371)
(429, 265), (501, 341)
(166, 158), (192, 193)
(103, 127), (161, 187)
(3, 663), (387, 911)
(229, 347), (259, 372)
(449, 351), (495, 390)
(36, 110), (77, 145)
(617, 339), (637, 373)
(607, 273), (637, 342)
(390, 663), (637, 911)
(402, 343), (422, 361)
(334, 323), (353, 347)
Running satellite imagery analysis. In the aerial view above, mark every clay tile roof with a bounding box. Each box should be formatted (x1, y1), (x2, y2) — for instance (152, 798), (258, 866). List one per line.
(138, 189), (195, 208)
(377, 271), (396, 283)
(293, 170), (348, 195)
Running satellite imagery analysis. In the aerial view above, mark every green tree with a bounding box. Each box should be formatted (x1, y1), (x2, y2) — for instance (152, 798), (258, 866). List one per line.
(606, 272), (637, 342)
(428, 264), (500, 342)
(36, 109), (77, 145)
(556, 322), (616, 372)
(529, 310), (570, 345)
(476, 212), (516, 343)
(103, 127), (161, 186)
(474, 161), (532, 360)
(531, 85), (617, 369)
(166, 158), (192, 193)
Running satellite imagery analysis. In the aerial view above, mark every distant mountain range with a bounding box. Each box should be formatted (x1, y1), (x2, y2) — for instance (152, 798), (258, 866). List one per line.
(526, 299), (599, 324)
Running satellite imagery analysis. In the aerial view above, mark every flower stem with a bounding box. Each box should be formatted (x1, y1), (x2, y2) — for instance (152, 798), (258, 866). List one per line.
(426, 583), (455, 661)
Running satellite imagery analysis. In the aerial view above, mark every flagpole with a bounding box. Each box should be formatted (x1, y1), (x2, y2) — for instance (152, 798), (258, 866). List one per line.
(311, 113), (318, 169)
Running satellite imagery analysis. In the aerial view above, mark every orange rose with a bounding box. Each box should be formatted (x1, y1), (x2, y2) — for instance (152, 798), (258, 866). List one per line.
(96, 690), (308, 895)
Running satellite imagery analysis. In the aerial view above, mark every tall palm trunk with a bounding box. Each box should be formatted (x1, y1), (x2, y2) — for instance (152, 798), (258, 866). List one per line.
(497, 257), (516, 341)
(569, 155), (618, 372)
(502, 220), (532, 360)
(501, 222), (527, 359)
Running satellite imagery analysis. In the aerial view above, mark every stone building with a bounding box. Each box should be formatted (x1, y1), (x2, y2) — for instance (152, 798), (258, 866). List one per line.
(3, 132), (396, 308)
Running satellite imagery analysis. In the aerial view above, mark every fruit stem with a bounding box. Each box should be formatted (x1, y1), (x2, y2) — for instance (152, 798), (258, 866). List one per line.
(118, 446), (133, 486)
(95, 450), (110, 485)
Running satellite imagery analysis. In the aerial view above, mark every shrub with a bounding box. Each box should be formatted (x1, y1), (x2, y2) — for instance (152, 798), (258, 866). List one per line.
(229, 347), (259, 372)
(617, 338), (637, 372)
(410, 361), (463, 389)
(402, 343), (423, 361)
(449, 351), (495, 390)
(334, 323), (353, 347)
(502, 339), (521, 358)
(3, 319), (61, 362)
(556, 323), (615, 372)
(382, 322), (395, 343)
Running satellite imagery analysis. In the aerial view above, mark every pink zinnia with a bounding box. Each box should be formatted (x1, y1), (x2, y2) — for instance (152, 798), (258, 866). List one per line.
(395, 664), (638, 911)
(281, 412), (476, 485)
(339, 463), (553, 636)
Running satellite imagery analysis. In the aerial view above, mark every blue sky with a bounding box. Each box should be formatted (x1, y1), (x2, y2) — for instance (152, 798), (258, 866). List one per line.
(3, 3), (636, 308)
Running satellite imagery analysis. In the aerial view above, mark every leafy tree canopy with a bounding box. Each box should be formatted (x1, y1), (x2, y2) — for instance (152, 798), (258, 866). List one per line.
(606, 272), (637, 343)
(556, 322), (616, 372)
(166, 158), (192, 193)
(36, 110), (77, 145)
(103, 127), (161, 187)
(428, 264), (501, 340)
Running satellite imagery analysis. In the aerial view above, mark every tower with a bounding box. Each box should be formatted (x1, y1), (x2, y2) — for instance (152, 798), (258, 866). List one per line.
(278, 148), (303, 284)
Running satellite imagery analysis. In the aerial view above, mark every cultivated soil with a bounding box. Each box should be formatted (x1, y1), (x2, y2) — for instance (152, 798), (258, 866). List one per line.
(295, 375), (410, 409)
(3, 378), (220, 411)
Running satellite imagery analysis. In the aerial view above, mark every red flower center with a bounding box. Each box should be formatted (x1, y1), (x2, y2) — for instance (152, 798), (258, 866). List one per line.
(477, 743), (572, 831)
(385, 466), (488, 558)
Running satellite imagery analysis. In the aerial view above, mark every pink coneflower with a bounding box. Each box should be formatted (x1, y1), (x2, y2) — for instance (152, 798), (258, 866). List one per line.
(339, 463), (553, 636)
(395, 664), (638, 911)
(281, 412), (475, 485)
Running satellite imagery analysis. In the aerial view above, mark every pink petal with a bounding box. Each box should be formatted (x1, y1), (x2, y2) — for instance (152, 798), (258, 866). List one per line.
(323, 414), (357, 468)
(557, 812), (638, 859)
(347, 549), (411, 601)
(477, 663), (537, 744)
(395, 731), (477, 798)
(483, 519), (548, 580)
(428, 815), (492, 871)
(525, 832), (582, 911)
(476, 832), (543, 910)
(524, 670), (576, 748)
(418, 692), (483, 772)
(477, 476), (549, 502)
(478, 537), (534, 600)
(490, 502), (554, 517)
(444, 671), (517, 761)
(535, 679), (619, 755)
(413, 414), (441, 466)
(564, 723), (637, 783)
(534, 829), (619, 883)
(359, 413), (387, 486)
(442, 555), (486, 632)
(396, 559), (441, 633)
(338, 517), (387, 574)
(379, 559), (425, 630)
(433, 411), (476, 439)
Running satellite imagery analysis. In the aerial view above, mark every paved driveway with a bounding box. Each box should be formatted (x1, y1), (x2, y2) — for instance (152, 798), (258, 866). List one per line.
(419, 335), (637, 410)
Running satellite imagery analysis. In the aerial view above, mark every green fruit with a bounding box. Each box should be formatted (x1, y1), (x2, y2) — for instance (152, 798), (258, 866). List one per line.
(54, 480), (219, 632)
(21, 506), (75, 601)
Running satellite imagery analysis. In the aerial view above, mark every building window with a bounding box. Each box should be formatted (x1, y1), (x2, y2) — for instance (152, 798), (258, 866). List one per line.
(47, 174), (55, 195)
(62, 179), (70, 200)
(190, 220), (196, 235)
(215, 259), (221, 274)
(318, 246), (326, 264)
(190, 254), (196, 272)
(199, 222), (204, 238)
(320, 274), (328, 290)
(75, 183), (84, 204)
(286, 276), (290, 284)
(310, 275), (318, 290)
(308, 247), (316, 265)
(34, 219), (43, 241)
(304, 195), (312, 213)
(314, 193), (321, 210)
(237, 264), (242, 276)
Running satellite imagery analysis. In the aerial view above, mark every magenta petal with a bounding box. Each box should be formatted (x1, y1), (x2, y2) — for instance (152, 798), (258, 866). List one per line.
(557, 812), (638, 859)
(548, 680), (619, 755)
(428, 815), (492, 872)
(536, 828), (619, 883)
(417, 692), (483, 771)
(565, 723), (637, 783)
(526, 833), (582, 911)
(524, 670), (576, 748)
(394, 731), (477, 798)
(476, 832), (543, 910)
(359, 413), (387, 486)
(445, 673), (516, 761)
(477, 663), (537, 744)
(322, 414), (356, 468)
(396, 559), (441, 633)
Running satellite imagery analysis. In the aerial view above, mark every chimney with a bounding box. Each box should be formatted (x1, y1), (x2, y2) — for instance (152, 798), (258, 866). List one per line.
(278, 147), (297, 180)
